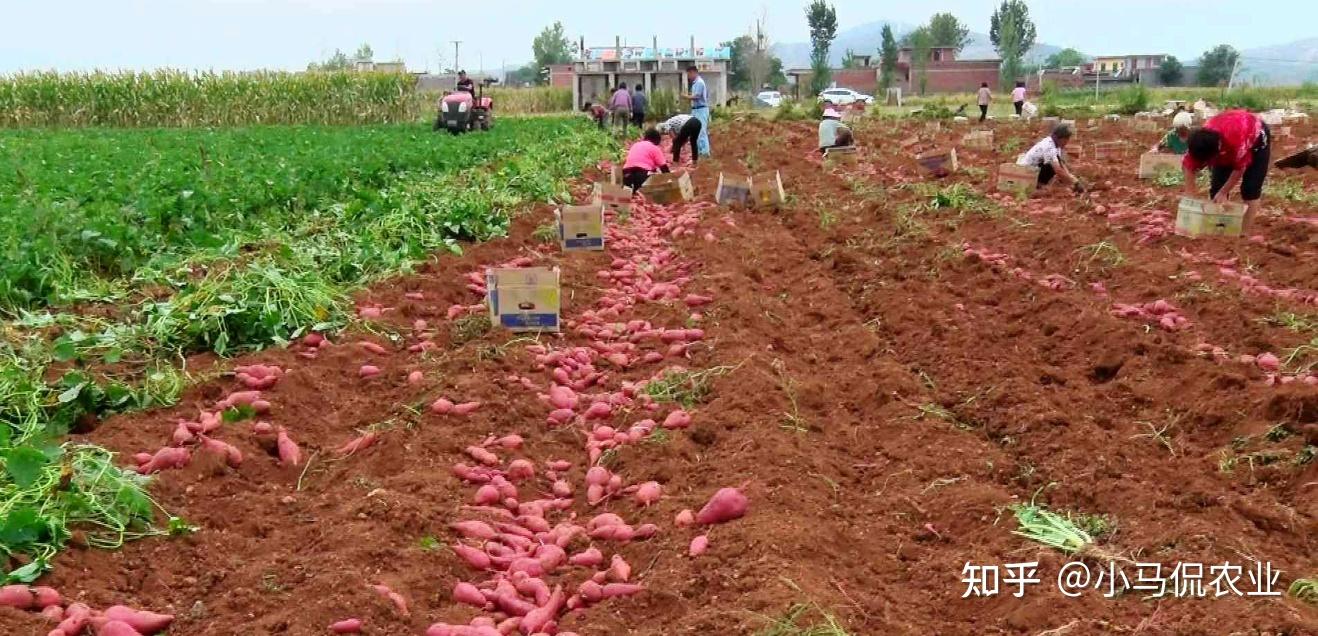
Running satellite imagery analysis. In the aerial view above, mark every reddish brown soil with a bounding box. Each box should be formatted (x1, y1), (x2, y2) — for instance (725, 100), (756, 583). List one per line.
(4, 115), (1317, 635)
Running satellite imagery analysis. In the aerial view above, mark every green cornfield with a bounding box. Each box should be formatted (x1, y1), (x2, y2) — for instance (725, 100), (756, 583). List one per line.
(0, 70), (419, 127)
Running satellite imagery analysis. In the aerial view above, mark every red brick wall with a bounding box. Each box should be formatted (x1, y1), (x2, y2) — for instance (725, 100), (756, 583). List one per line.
(549, 65), (573, 88)
(906, 62), (1001, 94)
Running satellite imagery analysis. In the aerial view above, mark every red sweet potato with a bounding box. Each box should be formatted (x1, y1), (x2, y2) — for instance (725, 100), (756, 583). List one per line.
(199, 436), (243, 468)
(452, 402), (482, 416)
(453, 544), (492, 569)
(453, 582), (487, 608)
(0, 584), (34, 608)
(96, 621), (146, 636)
(689, 534), (709, 557)
(276, 427), (301, 466)
(359, 341), (388, 355)
(369, 583), (410, 617)
(336, 431), (380, 456)
(136, 447), (191, 474)
(103, 605), (174, 634)
(696, 487), (749, 525)
(329, 618), (364, 633)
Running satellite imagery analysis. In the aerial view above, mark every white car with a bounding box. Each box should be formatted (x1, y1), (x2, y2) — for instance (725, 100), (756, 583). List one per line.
(817, 87), (873, 105)
(755, 90), (783, 108)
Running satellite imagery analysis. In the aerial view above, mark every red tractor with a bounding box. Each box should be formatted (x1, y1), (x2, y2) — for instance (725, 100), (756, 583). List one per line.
(434, 80), (494, 134)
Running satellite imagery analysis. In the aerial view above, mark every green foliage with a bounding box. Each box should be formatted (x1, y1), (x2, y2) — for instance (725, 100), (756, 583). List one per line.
(927, 13), (972, 53)
(643, 366), (734, 408)
(758, 603), (853, 636)
(1198, 44), (1240, 87)
(879, 25), (899, 91)
(1215, 88), (1276, 111)
(907, 27), (933, 95)
(1115, 84), (1152, 115)
(647, 89), (680, 121)
(1159, 56), (1185, 85)
(532, 22), (574, 81)
(483, 87), (572, 113)
(806, 0), (838, 95)
(990, 0), (1037, 55)
(1045, 48), (1087, 69)
(725, 35), (758, 90)
(841, 49), (863, 69)
(0, 70), (418, 128)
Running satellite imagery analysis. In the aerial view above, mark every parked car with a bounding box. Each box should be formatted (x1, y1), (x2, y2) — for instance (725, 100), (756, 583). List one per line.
(817, 87), (874, 105)
(755, 90), (783, 108)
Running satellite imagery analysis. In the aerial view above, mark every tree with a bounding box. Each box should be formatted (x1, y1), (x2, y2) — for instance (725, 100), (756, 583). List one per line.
(505, 64), (540, 87)
(990, 0), (1037, 56)
(805, 0), (838, 95)
(879, 24), (898, 92)
(1045, 48), (1086, 69)
(927, 13), (972, 53)
(308, 49), (352, 72)
(726, 18), (786, 92)
(1197, 44), (1240, 87)
(723, 35), (756, 91)
(841, 49), (864, 69)
(905, 27), (933, 95)
(354, 44), (374, 64)
(1158, 56), (1184, 86)
(990, 0), (1035, 90)
(532, 21), (574, 84)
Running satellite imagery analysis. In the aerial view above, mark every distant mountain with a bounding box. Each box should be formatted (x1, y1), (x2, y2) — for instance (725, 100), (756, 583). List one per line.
(1237, 38), (1318, 86)
(770, 19), (1064, 68)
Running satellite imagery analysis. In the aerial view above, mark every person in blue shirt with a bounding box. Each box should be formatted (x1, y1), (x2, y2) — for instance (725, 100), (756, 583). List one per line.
(683, 66), (711, 157)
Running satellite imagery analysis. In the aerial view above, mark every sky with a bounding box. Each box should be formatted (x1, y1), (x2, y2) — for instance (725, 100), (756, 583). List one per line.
(2, 0), (1315, 74)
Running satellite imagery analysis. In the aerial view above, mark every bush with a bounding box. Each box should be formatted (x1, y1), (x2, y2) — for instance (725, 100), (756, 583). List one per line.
(1115, 85), (1151, 115)
(1215, 88), (1275, 111)
(647, 89), (680, 121)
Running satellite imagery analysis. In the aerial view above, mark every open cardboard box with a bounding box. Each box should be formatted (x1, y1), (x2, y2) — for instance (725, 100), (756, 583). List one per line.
(1138, 152), (1183, 179)
(916, 147), (958, 177)
(997, 163), (1039, 195)
(823, 146), (858, 167)
(641, 171), (694, 205)
(961, 130), (994, 149)
(486, 267), (561, 332)
(1175, 197), (1245, 238)
(556, 203), (605, 252)
(715, 173), (754, 206)
(751, 171), (786, 209)
(591, 182), (632, 214)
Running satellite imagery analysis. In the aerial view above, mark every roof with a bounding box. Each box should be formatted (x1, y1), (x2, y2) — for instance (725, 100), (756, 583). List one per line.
(1094, 54), (1169, 59)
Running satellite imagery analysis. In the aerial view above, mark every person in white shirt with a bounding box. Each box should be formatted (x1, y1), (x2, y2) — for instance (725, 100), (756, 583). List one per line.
(817, 107), (854, 152)
(1011, 81), (1027, 116)
(1017, 123), (1084, 192)
(976, 82), (992, 122)
(657, 113), (704, 165)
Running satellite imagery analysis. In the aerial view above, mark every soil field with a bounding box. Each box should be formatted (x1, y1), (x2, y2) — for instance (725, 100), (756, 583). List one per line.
(4, 114), (1316, 635)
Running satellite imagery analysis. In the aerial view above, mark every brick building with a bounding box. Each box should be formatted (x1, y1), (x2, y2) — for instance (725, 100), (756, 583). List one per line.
(897, 46), (1001, 94)
(547, 64), (574, 89)
(569, 37), (730, 109)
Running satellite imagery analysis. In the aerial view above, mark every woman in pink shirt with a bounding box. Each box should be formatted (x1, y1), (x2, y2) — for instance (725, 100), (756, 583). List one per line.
(1011, 81), (1026, 116)
(621, 128), (671, 192)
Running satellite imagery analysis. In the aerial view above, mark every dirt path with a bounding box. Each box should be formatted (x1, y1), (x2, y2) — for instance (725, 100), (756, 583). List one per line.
(4, 116), (1316, 635)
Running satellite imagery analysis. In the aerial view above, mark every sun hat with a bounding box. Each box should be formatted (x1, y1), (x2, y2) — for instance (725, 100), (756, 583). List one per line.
(823, 107), (842, 119)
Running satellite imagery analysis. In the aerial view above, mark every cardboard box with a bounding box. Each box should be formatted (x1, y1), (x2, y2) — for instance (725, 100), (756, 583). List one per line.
(641, 171), (694, 205)
(997, 163), (1039, 194)
(486, 267), (561, 332)
(1093, 141), (1125, 161)
(916, 147), (958, 177)
(715, 173), (754, 206)
(751, 171), (786, 209)
(1261, 110), (1285, 126)
(1104, 114), (1121, 122)
(608, 165), (622, 185)
(1138, 152), (1183, 179)
(1174, 197), (1246, 238)
(556, 204), (605, 251)
(1132, 119), (1159, 133)
(592, 182), (632, 214)
(1042, 116), (1060, 132)
(1068, 143), (1084, 160)
(961, 130), (994, 150)
(823, 146), (858, 167)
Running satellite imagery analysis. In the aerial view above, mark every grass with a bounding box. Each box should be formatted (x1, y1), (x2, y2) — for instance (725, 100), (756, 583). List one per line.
(1074, 240), (1126, 272)
(757, 603), (852, 636)
(770, 359), (808, 433)
(643, 365), (735, 409)
(449, 314), (492, 346)
(1291, 577), (1318, 604)
(1280, 337), (1318, 375)
(532, 221), (559, 243)
(1260, 310), (1318, 333)
(1012, 501), (1117, 560)
(1131, 421), (1176, 456)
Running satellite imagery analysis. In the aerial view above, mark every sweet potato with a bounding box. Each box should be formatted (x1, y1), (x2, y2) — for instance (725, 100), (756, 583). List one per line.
(451, 520), (497, 540)
(519, 585), (565, 635)
(453, 582), (487, 608)
(600, 583), (644, 598)
(55, 603), (92, 634)
(276, 427), (301, 466)
(583, 402), (612, 420)
(431, 398), (455, 414)
(252, 421), (274, 435)
(336, 431), (380, 456)
(359, 365), (381, 379)
(534, 543), (567, 570)
(569, 546), (603, 567)
(303, 333), (325, 347)
(369, 583), (410, 617)
(633, 523), (658, 540)
(662, 410), (691, 430)
(408, 371), (425, 385)
(494, 434), (524, 450)
(474, 485), (501, 505)
(41, 604), (64, 622)
(551, 480), (573, 498)
(132, 452), (153, 465)
(546, 460), (572, 471)
(96, 621), (146, 636)
(608, 554), (632, 582)
(466, 446), (501, 467)
(696, 487), (749, 525)
(508, 557), (546, 577)
(199, 436), (243, 468)
(452, 402), (482, 416)
(0, 584), (34, 609)
(1257, 353), (1281, 372)
(585, 467), (611, 487)
(171, 422), (196, 446)
(633, 481), (662, 507)
(548, 385), (579, 410)
(675, 509), (695, 527)
(29, 586), (57, 608)
(359, 341), (388, 355)
(547, 409), (576, 426)
(136, 447), (191, 474)
(103, 606), (174, 634)
(251, 399), (272, 414)
(329, 618), (364, 633)
(689, 534), (709, 557)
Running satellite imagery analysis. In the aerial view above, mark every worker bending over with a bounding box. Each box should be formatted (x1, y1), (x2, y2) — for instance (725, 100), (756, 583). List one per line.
(657, 113), (703, 166)
(1183, 109), (1270, 230)
(1018, 123), (1084, 192)
(621, 128), (671, 193)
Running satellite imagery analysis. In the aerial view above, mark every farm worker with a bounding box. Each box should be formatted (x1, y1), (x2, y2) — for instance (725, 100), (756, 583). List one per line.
(657, 113), (703, 166)
(977, 82), (991, 122)
(684, 65), (712, 157)
(1018, 123), (1085, 193)
(818, 107), (854, 153)
(610, 83), (633, 132)
(581, 102), (607, 130)
(1171, 105), (1194, 130)
(621, 128), (671, 193)
(1183, 109), (1270, 230)
(1153, 121), (1191, 155)
(456, 71), (474, 95)
(631, 85), (648, 128)
(1011, 81), (1027, 116)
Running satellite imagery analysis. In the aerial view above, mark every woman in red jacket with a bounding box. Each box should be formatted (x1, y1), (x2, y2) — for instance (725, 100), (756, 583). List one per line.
(1182, 109), (1270, 230)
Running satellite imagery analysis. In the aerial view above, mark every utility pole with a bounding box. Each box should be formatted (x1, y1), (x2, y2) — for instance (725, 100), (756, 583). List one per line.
(1227, 56), (1243, 89)
(452, 41), (462, 72)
